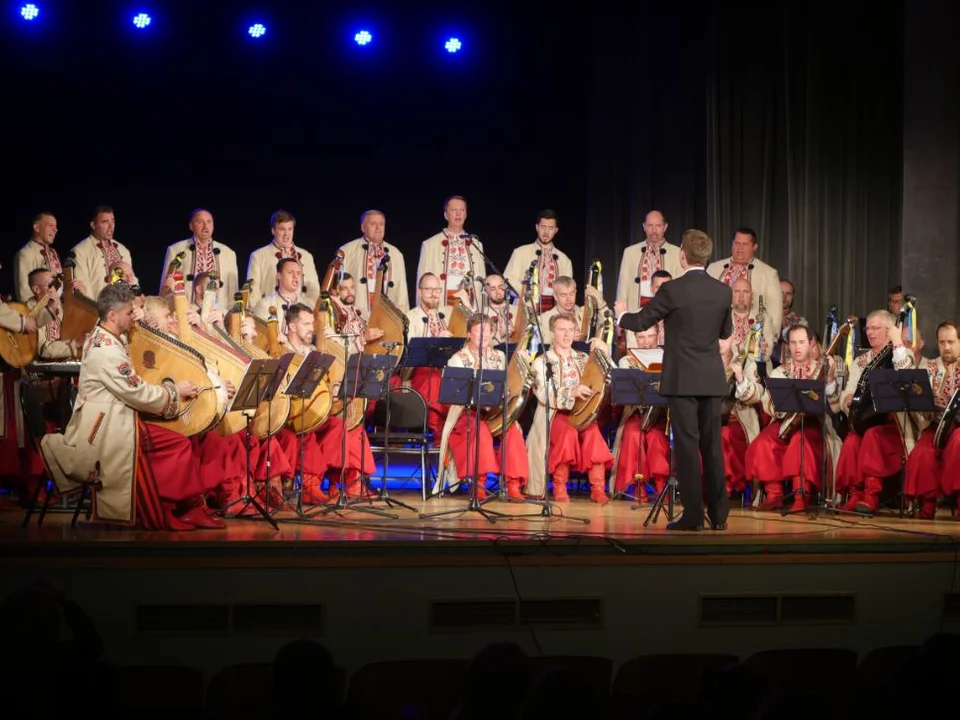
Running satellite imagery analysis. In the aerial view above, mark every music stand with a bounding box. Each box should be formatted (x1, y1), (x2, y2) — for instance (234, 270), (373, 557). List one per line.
(312, 354), (400, 519)
(280, 351), (336, 517)
(221, 356), (294, 530)
(407, 337), (464, 498)
(763, 377), (825, 516)
(868, 369), (935, 517)
(419, 366), (516, 523)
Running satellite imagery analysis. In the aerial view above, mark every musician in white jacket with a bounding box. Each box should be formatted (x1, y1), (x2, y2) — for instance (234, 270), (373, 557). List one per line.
(245, 209), (321, 310)
(503, 210), (574, 314)
(159, 209), (239, 310)
(339, 210), (410, 317)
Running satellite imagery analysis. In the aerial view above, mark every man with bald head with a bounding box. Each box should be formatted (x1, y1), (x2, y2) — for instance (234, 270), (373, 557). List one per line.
(729, 277), (777, 366)
(707, 227), (783, 335)
(159, 208), (239, 310)
(616, 210), (684, 313)
(339, 209), (410, 316)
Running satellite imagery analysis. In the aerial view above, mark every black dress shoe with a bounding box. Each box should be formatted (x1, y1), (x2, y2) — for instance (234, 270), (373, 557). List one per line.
(666, 519), (703, 531)
(710, 521), (728, 531)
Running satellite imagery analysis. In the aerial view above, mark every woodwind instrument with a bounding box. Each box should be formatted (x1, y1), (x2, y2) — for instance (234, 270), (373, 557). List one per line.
(446, 272), (477, 338)
(59, 257), (98, 351)
(778, 315), (856, 440)
(364, 253), (409, 358)
(568, 310), (616, 430)
(0, 275), (63, 367)
(580, 259), (602, 340)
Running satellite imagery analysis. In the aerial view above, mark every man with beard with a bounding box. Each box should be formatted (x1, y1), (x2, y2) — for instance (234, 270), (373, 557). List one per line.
(503, 209), (574, 314)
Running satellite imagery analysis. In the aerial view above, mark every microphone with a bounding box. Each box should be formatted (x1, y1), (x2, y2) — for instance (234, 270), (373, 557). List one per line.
(826, 305), (838, 318)
(897, 306), (908, 327)
(459, 233), (479, 240)
(904, 293), (917, 304)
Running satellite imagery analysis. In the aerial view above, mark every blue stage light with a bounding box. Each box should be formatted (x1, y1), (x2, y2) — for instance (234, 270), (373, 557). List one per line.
(20, 3), (40, 21)
(248, 23), (266, 39)
(132, 13), (152, 30)
(354, 30), (372, 46)
(444, 37), (462, 53)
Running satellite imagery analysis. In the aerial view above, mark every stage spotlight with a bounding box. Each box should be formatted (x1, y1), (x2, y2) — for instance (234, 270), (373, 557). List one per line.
(248, 23), (267, 39)
(20, 3), (40, 21)
(444, 37), (462, 53)
(132, 13), (152, 30)
(354, 30), (372, 46)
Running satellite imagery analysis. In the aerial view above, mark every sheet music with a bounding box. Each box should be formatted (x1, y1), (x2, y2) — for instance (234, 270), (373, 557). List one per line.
(629, 348), (663, 371)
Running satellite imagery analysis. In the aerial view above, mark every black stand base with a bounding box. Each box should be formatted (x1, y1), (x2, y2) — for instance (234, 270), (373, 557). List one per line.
(307, 475), (399, 520)
(642, 474), (679, 526)
(418, 481), (517, 525)
(220, 490), (279, 531)
(368, 481), (419, 514)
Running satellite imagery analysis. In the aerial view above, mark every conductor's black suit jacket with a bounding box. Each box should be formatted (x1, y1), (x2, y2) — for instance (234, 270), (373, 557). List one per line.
(618, 268), (733, 396)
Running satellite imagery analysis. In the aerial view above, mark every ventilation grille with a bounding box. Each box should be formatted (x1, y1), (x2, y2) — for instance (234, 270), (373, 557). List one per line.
(700, 594), (855, 626)
(135, 604), (323, 636)
(430, 599), (602, 630)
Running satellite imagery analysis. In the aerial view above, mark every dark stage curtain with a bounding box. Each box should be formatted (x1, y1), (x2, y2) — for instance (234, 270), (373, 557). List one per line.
(586, 1), (904, 324)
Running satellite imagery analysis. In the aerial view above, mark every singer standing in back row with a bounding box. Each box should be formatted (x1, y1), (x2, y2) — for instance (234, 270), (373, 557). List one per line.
(614, 230), (733, 531)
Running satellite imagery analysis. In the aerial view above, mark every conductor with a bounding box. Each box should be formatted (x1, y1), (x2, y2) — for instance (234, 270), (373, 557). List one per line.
(614, 229), (732, 531)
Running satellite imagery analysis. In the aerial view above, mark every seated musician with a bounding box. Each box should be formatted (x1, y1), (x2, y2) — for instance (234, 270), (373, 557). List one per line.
(904, 322), (959, 519)
(612, 326), (668, 501)
(26, 269), (78, 360)
(435, 313), (528, 500)
(537, 277), (605, 345)
(650, 270), (671, 346)
(719, 334), (762, 497)
(290, 302), (376, 499)
(483, 273), (520, 345)
(141, 295), (242, 520)
(330, 273), (382, 351)
(39, 283), (217, 531)
(405, 273), (453, 439)
(527, 313), (614, 504)
(835, 310), (916, 514)
(741, 325), (841, 512)
(252, 258), (305, 340)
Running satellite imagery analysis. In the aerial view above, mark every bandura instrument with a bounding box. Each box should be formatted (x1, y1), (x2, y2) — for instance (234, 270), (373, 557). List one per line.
(364, 253), (409, 358)
(313, 251), (346, 336)
(59, 258), (99, 351)
(508, 262), (537, 345)
(228, 296), (331, 435)
(778, 315), (856, 440)
(446, 272), (476, 338)
(580, 259), (602, 341)
(720, 319), (763, 421)
(484, 322), (537, 436)
(848, 342), (894, 436)
(934, 388), (960, 449)
(127, 321), (223, 437)
(568, 311), (615, 430)
(0, 276), (63, 368)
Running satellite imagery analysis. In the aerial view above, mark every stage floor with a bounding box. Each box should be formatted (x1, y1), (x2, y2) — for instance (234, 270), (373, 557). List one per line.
(4, 492), (960, 566)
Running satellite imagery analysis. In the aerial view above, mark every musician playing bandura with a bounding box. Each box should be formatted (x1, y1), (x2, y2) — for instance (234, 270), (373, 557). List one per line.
(405, 273), (454, 439)
(527, 313), (614, 504)
(40, 284), (215, 530)
(25, 269), (77, 360)
(502, 209), (574, 314)
(903, 322), (960, 519)
(729, 278), (776, 365)
(537, 277), (605, 345)
(719, 334), (762, 497)
(435, 313), (528, 500)
(252, 258), (305, 340)
(741, 325), (842, 512)
(611, 326), (668, 501)
(835, 310), (917, 514)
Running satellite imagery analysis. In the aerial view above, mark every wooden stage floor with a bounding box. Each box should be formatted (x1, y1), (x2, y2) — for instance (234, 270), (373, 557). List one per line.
(4, 491), (960, 566)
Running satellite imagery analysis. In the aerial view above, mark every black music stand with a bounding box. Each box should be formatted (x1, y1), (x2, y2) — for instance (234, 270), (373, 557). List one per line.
(280, 351), (336, 517)
(868, 369), (935, 517)
(221, 356), (293, 530)
(419, 366), (515, 523)
(407, 337), (464, 497)
(312, 354), (400, 519)
(763, 377), (825, 516)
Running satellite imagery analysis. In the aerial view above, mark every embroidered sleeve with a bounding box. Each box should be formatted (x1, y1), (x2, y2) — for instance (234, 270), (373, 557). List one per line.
(93, 342), (182, 417)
